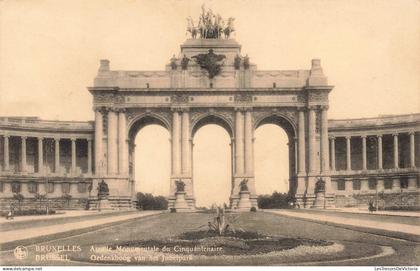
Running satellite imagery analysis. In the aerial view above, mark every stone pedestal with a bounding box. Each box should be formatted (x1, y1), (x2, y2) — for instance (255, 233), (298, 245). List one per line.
(312, 191), (326, 209)
(173, 192), (192, 212)
(236, 191), (252, 212)
(97, 199), (112, 210)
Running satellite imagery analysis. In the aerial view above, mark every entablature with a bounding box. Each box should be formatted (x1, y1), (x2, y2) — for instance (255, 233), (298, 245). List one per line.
(89, 86), (333, 110)
(0, 117), (94, 139)
(328, 113), (420, 137)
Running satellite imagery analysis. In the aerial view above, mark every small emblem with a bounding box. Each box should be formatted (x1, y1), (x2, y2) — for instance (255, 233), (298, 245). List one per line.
(14, 245), (28, 260)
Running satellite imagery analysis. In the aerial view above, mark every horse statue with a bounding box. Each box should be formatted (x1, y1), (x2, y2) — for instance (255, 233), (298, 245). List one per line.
(223, 17), (235, 39)
(215, 14), (224, 39)
(186, 16), (198, 39)
(198, 17), (206, 39)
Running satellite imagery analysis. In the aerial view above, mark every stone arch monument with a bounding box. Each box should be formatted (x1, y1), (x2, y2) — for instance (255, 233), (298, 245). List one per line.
(88, 11), (334, 211)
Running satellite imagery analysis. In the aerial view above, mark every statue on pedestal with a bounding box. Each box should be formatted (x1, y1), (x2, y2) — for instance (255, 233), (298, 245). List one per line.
(315, 177), (326, 194)
(243, 54), (250, 70)
(234, 54), (241, 70)
(97, 180), (109, 200)
(170, 55), (177, 70)
(181, 54), (190, 70)
(239, 179), (249, 192)
(175, 180), (185, 193)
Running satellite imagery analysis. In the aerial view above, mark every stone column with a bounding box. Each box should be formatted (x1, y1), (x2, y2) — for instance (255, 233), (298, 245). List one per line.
(38, 137), (43, 174)
(54, 138), (60, 173)
(244, 110), (254, 175)
(235, 109), (244, 175)
(294, 138), (298, 175)
(377, 179), (384, 192)
(118, 109), (128, 175)
(346, 136), (351, 171)
(377, 135), (383, 169)
(360, 178), (369, 192)
(392, 177), (401, 191)
(94, 108), (103, 175)
(21, 136), (27, 173)
(330, 137), (336, 171)
(393, 134), (399, 168)
(71, 138), (76, 174)
(181, 109), (191, 175)
(298, 110), (306, 174)
(107, 109), (118, 175)
(308, 107), (316, 173)
(87, 139), (92, 175)
(320, 106), (329, 173)
(345, 178), (353, 193)
(409, 131), (415, 168)
(3, 135), (9, 171)
(361, 135), (367, 170)
(408, 176), (417, 190)
(171, 109), (181, 175)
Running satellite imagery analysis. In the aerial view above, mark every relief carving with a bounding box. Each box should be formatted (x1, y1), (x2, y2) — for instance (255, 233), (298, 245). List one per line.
(234, 94), (253, 103)
(94, 94), (125, 104)
(170, 94), (189, 103)
(94, 94), (114, 103)
(308, 92), (328, 103)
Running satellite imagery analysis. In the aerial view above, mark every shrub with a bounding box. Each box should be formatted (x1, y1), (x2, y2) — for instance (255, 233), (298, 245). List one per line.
(170, 208), (177, 213)
(257, 192), (294, 209)
(250, 207), (257, 212)
(136, 192), (168, 210)
(1, 209), (56, 217)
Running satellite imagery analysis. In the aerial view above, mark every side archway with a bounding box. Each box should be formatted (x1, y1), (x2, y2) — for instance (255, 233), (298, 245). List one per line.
(127, 113), (172, 201)
(253, 113), (298, 200)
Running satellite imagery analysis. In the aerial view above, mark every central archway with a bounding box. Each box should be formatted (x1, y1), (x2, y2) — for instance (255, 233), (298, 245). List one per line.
(191, 114), (234, 208)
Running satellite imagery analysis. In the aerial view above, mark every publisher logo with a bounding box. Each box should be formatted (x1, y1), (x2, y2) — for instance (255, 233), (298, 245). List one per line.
(14, 245), (28, 260)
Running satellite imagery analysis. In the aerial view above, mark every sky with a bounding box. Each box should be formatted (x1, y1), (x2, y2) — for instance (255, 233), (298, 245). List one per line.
(1, 0), (419, 206)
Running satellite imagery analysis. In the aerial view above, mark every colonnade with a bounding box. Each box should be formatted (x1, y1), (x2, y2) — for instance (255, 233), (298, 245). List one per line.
(1, 135), (92, 175)
(329, 132), (417, 171)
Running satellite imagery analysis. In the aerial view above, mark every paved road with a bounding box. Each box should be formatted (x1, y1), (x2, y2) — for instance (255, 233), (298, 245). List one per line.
(0, 212), (418, 266)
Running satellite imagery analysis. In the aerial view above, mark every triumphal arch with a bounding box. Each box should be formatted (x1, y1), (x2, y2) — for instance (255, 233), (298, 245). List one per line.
(89, 10), (333, 210)
(0, 9), (419, 211)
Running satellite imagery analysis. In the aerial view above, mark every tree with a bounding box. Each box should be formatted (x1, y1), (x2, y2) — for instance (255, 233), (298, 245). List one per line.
(34, 193), (46, 210)
(13, 193), (24, 212)
(61, 194), (73, 208)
